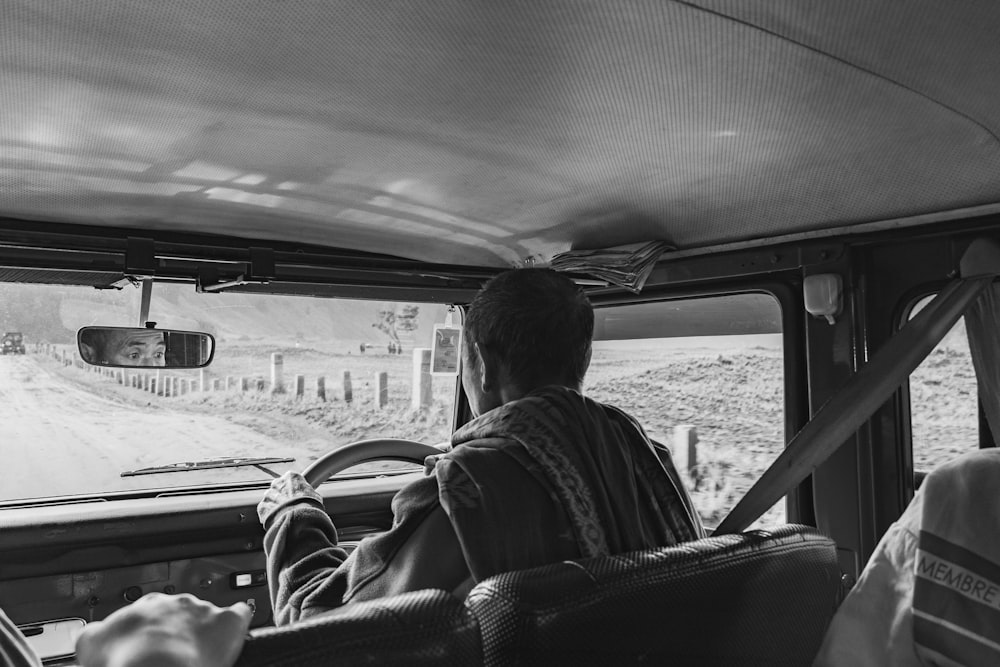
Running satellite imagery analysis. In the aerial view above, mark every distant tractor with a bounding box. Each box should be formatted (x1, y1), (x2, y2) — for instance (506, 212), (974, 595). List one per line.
(1, 331), (25, 355)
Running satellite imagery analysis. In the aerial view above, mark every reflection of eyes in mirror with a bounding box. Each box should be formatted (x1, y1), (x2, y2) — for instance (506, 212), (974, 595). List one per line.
(115, 331), (166, 367)
(78, 327), (214, 369)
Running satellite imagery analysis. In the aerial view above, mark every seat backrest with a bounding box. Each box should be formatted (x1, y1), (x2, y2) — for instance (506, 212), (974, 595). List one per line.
(235, 588), (482, 667)
(465, 524), (841, 667)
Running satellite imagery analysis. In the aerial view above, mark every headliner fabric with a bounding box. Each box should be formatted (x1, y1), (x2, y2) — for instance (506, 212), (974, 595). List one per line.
(3, 1), (1000, 267)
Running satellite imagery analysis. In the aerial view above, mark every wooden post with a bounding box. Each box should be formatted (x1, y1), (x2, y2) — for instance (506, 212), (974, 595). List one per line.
(672, 425), (699, 479)
(212, 378), (222, 391)
(343, 371), (353, 404)
(374, 371), (388, 409)
(295, 374), (305, 398)
(270, 353), (285, 394)
(255, 377), (266, 392)
(199, 369), (208, 392)
(316, 376), (326, 401)
(226, 376), (235, 391)
(411, 348), (432, 410)
(241, 376), (250, 392)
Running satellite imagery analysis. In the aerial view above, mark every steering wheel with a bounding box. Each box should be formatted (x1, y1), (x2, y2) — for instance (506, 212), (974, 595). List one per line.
(302, 438), (442, 486)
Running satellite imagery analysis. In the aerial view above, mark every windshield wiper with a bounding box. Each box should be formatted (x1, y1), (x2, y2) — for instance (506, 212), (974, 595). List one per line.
(121, 456), (294, 477)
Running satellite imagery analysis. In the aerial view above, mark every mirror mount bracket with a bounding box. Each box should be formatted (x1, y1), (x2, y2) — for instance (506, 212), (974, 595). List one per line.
(138, 278), (154, 327)
(125, 237), (157, 277)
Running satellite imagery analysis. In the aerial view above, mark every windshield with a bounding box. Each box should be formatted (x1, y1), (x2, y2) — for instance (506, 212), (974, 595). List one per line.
(0, 282), (457, 503)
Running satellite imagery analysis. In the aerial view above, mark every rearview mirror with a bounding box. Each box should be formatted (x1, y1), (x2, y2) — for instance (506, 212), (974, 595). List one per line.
(77, 327), (215, 369)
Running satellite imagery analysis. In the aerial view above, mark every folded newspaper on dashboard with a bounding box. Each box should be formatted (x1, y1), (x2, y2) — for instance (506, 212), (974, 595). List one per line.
(550, 240), (674, 293)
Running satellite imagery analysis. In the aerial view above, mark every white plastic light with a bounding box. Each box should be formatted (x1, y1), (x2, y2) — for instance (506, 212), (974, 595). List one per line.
(803, 273), (843, 325)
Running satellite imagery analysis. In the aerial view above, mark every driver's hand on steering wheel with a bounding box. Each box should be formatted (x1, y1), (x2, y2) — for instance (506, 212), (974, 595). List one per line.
(257, 471), (324, 530)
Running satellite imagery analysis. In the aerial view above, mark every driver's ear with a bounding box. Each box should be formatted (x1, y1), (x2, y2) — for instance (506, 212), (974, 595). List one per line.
(475, 342), (500, 393)
(80, 341), (97, 363)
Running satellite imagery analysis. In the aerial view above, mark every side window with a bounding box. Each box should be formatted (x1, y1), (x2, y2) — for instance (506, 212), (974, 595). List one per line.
(586, 293), (785, 531)
(908, 297), (979, 477)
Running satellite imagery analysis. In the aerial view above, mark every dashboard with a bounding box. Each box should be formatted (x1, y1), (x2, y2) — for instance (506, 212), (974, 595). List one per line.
(0, 475), (411, 663)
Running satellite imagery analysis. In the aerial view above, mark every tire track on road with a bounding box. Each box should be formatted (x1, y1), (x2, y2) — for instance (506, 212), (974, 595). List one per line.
(1, 355), (294, 502)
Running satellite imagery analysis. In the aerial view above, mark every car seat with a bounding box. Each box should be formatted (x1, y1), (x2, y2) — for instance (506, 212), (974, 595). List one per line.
(234, 588), (481, 666)
(466, 524), (841, 666)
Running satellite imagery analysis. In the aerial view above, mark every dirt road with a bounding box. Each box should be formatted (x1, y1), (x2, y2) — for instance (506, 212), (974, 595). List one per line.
(0, 355), (299, 502)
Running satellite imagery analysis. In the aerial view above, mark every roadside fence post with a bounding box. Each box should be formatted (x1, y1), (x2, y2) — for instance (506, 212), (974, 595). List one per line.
(672, 425), (699, 480)
(411, 348), (432, 410)
(375, 371), (388, 409)
(295, 374), (305, 399)
(270, 353), (285, 394)
(199, 369), (207, 392)
(316, 376), (326, 401)
(343, 371), (353, 404)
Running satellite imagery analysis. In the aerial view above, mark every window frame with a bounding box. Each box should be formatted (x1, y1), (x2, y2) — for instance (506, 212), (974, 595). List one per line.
(898, 288), (993, 490)
(581, 278), (810, 526)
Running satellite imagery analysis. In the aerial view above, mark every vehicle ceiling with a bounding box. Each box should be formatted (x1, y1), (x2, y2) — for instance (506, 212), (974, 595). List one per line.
(3, 1), (1000, 269)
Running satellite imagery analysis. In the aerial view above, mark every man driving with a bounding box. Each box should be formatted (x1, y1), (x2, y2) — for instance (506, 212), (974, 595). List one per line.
(257, 268), (704, 622)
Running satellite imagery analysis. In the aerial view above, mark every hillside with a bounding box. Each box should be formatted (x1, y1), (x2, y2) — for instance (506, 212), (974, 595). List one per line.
(0, 282), (449, 347)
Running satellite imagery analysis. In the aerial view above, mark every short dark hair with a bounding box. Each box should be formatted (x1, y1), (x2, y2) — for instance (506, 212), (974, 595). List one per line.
(464, 268), (594, 389)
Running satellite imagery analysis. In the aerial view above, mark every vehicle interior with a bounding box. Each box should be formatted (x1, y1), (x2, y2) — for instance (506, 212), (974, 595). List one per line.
(2, 1), (1000, 665)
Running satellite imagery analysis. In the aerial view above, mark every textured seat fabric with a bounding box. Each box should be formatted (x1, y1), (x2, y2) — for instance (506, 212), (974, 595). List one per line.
(466, 525), (841, 667)
(234, 589), (481, 667)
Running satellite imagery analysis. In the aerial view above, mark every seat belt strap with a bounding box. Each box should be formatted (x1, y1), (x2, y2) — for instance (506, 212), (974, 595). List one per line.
(714, 275), (993, 535)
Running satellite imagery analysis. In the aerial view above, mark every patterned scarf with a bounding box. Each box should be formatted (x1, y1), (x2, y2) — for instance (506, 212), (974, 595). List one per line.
(436, 386), (703, 580)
